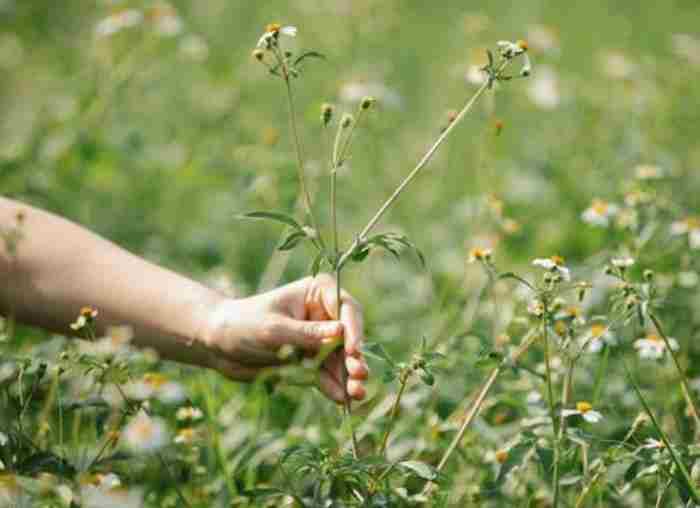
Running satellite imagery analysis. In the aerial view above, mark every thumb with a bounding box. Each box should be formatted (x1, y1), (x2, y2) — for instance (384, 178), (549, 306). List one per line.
(270, 316), (344, 351)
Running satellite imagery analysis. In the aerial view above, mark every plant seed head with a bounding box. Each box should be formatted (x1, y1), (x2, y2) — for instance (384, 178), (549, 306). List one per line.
(360, 96), (375, 110)
(340, 113), (354, 128)
(321, 103), (334, 126)
(643, 269), (654, 281)
(252, 49), (265, 61)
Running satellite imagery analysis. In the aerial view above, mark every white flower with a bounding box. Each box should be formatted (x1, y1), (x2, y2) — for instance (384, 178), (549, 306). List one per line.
(467, 247), (492, 263)
(95, 9), (144, 38)
(81, 484), (143, 508)
(527, 65), (559, 109)
(123, 411), (169, 454)
(527, 299), (545, 317)
(600, 51), (637, 80)
(611, 257), (635, 268)
(532, 256), (570, 281)
(256, 23), (297, 49)
(582, 199), (619, 227)
(465, 64), (487, 85)
(562, 401), (603, 423)
(671, 218), (700, 250)
(634, 164), (664, 180)
(124, 373), (185, 404)
(0, 432), (7, 446)
(149, 3), (183, 37)
(641, 438), (665, 450)
(634, 333), (679, 359)
(581, 324), (616, 353)
(526, 24), (560, 53)
(176, 406), (204, 422)
(497, 40), (527, 58)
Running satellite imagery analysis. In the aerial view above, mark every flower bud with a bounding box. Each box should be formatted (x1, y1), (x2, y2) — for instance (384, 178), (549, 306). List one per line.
(360, 96), (375, 110)
(643, 269), (654, 282)
(321, 103), (334, 126)
(252, 49), (265, 61)
(340, 113), (354, 128)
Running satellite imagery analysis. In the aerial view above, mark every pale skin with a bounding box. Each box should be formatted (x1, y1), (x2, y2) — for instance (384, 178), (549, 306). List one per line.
(0, 197), (368, 403)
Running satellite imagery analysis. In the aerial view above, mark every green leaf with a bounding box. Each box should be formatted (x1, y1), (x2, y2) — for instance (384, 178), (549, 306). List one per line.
(293, 50), (326, 67)
(238, 211), (302, 230)
(363, 342), (395, 367)
(309, 252), (326, 276)
(278, 230), (307, 251)
(398, 460), (438, 481)
(419, 369), (435, 386)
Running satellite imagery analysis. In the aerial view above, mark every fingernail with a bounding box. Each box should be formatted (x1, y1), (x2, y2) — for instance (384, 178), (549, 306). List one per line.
(321, 322), (342, 337)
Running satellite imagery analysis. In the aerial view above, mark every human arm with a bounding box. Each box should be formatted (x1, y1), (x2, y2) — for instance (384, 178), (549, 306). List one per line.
(0, 197), (367, 401)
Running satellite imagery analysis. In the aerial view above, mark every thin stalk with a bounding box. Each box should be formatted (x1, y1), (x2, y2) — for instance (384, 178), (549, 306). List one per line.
(435, 328), (537, 472)
(648, 313), (700, 429)
(625, 361), (700, 504)
(542, 316), (561, 508)
(336, 63), (507, 270)
(574, 469), (603, 508)
(379, 370), (409, 456)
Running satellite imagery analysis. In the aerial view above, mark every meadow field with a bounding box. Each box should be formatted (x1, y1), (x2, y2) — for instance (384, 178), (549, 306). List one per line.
(2, 0), (700, 506)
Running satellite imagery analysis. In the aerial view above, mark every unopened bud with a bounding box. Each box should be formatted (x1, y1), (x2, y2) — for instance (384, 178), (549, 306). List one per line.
(643, 269), (654, 282)
(340, 113), (353, 128)
(321, 103), (334, 126)
(252, 49), (265, 61)
(360, 96), (375, 110)
(494, 119), (504, 135)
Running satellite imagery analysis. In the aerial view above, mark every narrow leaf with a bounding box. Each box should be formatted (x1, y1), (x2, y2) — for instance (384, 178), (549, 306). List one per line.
(238, 211), (301, 230)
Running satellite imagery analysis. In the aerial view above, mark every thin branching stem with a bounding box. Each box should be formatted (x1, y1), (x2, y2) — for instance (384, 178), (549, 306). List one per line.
(379, 370), (409, 456)
(542, 314), (561, 508)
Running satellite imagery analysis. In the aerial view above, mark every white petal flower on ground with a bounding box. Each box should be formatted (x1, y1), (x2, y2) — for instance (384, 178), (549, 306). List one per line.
(582, 199), (619, 227)
(634, 333), (679, 359)
(123, 411), (169, 454)
(562, 401), (603, 423)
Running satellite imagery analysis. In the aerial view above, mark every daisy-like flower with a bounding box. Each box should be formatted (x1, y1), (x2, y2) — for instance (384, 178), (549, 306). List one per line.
(147, 2), (183, 37)
(634, 333), (679, 359)
(527, 299), (545, 317)
(582, 199), (619, 227)
(70, 306), (98, 331)
(562, 401), (603, 423)
(581, 323), (616, 353)
(95, 9), (144, 38)
(640, 438), (665, 450)
(532, 255), (571, 281)
(256, 23), (297, 50)
(555, 305), (586, 326)
(467, 247), (492, 263)
(124, 373), (186, 404)
(611, 257), (635, 269)
(670, 217), (700, 250)
(122, 411), (169, 454)
(497, 39), (528, 59)
(174, 427), (198, 445)
(176, 406), (204, 422)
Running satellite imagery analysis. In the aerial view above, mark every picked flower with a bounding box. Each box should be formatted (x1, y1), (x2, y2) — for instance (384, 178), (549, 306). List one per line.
(581, 199), (619, 227)
(467, 247), (492, 263)
(634, 333), (679, 359)
(122, 411), (169, 454)
(562, 401), (603, 423)
(256, 23), (297, 50)
(70, 306), (99, 331)
(581, 323), (616, 353)
(532, 255), (570, 281)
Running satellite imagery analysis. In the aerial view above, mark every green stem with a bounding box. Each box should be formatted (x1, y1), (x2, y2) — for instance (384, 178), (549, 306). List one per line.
(379, 370), (409, 456)
(542, 316), (561, 508)
(336, 267), (359, 458)
(648, 313), (700, 430)
(336, 61), (509, 270)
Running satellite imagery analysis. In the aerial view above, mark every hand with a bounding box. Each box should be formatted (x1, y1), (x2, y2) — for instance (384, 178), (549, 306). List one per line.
(200, 274), (368, 402)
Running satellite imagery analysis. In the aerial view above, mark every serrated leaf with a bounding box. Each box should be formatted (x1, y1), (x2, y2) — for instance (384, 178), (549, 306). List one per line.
(399, 460), (438, 481)
(278, 230), (307, 251)
(238, 211), (302, 230)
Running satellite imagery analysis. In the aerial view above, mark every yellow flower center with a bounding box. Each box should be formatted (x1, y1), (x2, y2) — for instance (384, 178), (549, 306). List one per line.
(495, 449), (509, 464)
(551, 255), (565, 266)
(143, 373), (168, 388)
(265, 23), (281, 33)
(590, 324), (606, 338)
(686, 217), (700, 230)
(516, 40), (528, 51)
(576, 401), (593, 413)
(591, 199), (609, 215)
(646, 333), (663, 343)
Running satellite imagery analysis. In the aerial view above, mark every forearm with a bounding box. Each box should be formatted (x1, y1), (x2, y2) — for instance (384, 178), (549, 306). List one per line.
(0, 197), (222, 367)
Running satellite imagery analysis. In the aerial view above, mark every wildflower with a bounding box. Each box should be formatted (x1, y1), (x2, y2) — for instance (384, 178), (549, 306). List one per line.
(340, 113), (354, 128)
(497, 40), (527, 59)
(611, 257), (635, 269)
(256, 23), (297, 50)
(320, 103), (334, 126)
(532, 255), (571, 281)
(176, 406), (204, 422)
(562, 401), (603, 423)
(81, 483), (143, 508)
(70, 306), (98, 331)
(634, 333), (679, 359)
(527, 299), (545, 317)
(252, 49), (265, 61)
(465, 64), (488, 85)
(581, 199), (619, 227)
(148, 2), (183, 37)
(360, 96), (376, 110)
(634, 164), (664, 180)
(467, 247), (492, 263)
(95, 9), (144, 38)
(600, 50), (637, 80)
(555, 305), (586, 326)
(494, 119), (504, 135)
(495, 449), (509, 464)
(520, 53), (532, 77)
(122, 411), (169, 454)
(641, 438), (665, 450)
(526, 24), (560, 53)
(124, 373), (186, 404)
(670, 217), (700, 250)
(174, 427), (198, 445)
(581, 324), (616, 353)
